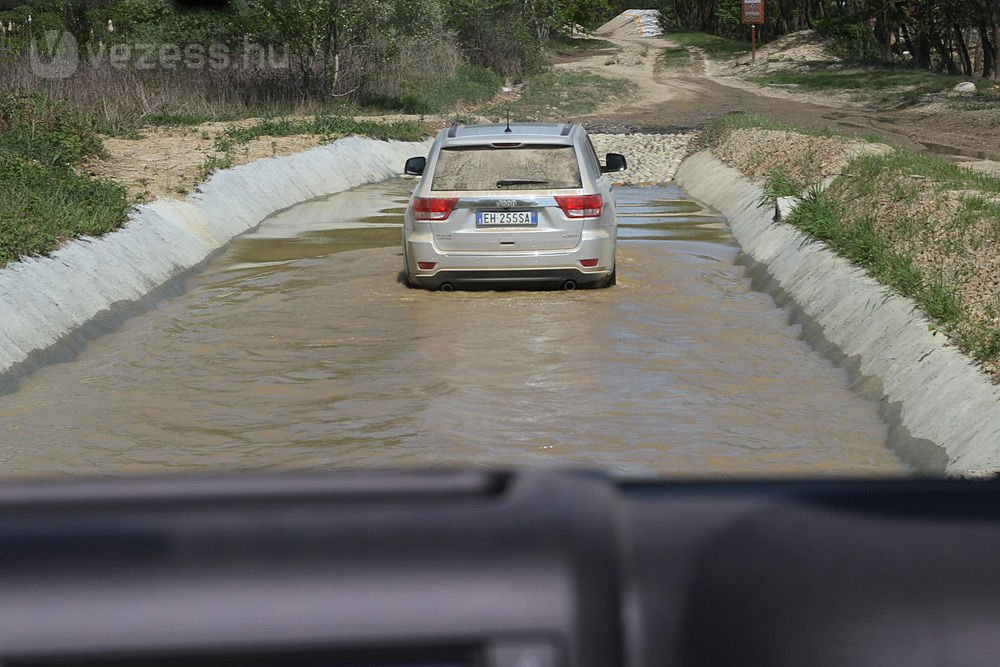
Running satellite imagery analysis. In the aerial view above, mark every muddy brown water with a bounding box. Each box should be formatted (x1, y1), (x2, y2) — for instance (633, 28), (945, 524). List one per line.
(0, 180), (909, 478)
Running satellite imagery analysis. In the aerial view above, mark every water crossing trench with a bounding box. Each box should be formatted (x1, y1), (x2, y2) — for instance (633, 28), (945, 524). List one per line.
(0, 179), (907, 478)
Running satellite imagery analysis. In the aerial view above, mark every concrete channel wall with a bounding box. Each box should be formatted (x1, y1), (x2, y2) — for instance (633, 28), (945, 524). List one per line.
(676, 150), (1000, 476)
(0, 136), (431, 386)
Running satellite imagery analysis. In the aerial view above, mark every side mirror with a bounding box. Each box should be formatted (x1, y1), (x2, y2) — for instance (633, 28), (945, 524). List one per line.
(601, 153), (627, 173)
(404, 156), (426, 176)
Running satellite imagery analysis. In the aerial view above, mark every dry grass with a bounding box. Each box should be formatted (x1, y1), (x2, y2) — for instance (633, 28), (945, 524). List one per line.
(0, 34), (466, 133)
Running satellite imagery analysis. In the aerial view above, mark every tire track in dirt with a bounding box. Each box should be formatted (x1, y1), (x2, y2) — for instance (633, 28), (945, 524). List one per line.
(566, 27), (1000, 164)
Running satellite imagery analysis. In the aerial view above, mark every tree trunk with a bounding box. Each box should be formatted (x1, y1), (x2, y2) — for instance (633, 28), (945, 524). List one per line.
(981, 26), (996, 78)
(932, 33), (959, 74)
(876, 10), (892, 64)
(900, 24), (920, 66)
(957, 27), (973, 76)
(986, 0), (1000, 80)
(994, 23), (1000, 80)
(914, 32), (934, 70)
(972, 28), (982, 75)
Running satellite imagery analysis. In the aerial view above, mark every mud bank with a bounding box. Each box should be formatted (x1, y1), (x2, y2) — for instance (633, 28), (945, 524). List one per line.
(676, 150), (1000, 475)
(0, 136), (430, 387)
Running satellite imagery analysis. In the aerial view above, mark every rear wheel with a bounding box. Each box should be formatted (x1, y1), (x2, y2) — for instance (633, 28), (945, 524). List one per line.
(602, 266), (617, 288)
(401, 247), (414, 288)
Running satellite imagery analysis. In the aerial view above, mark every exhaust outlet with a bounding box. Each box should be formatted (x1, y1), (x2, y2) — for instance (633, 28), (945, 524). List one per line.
(439, 282), (456, 292)
(562, 280), (577, 291)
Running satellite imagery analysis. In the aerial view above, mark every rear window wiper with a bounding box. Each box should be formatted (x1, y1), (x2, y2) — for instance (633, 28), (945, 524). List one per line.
(496, 179), (550, 188)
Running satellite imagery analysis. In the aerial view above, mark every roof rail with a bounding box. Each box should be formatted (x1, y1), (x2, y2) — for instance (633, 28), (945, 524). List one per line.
(447, 123), (459, 138)
(560, 123), (573, 136)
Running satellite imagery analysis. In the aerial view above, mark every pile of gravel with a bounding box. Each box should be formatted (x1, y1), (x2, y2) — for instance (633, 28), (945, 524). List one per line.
(711, 128), (890, 185)
(590, 132), (692, 185)
(717, 29), (841, 76)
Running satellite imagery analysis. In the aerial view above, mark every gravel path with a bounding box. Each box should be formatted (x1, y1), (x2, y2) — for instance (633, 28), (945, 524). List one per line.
(590, 132), (692, 185)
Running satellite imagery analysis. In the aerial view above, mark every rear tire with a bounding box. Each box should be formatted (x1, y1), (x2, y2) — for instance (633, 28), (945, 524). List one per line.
(401, 247), (414, 288)
(603, 267), (617, 288)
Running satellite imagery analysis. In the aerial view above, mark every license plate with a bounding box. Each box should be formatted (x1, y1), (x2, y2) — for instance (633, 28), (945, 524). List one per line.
(476, 211), (538, 227)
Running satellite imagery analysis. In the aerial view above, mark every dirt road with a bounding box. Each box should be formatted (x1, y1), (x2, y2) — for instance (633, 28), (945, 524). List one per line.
(562, 30), (1000, 163)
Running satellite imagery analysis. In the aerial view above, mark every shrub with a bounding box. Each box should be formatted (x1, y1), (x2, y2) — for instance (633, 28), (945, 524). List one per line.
(0, 91), (105, 166)
(815, 14), (880, 62)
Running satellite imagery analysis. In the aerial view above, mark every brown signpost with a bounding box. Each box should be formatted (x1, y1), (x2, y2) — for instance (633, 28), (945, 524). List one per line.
(742, 0), (764, 62)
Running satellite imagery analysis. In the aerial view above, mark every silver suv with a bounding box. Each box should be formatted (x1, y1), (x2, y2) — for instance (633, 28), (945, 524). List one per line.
(402, 123), (626, 291)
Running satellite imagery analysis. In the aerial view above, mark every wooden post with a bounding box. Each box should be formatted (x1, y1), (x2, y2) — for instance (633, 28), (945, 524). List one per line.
(743, 0), (763, 61)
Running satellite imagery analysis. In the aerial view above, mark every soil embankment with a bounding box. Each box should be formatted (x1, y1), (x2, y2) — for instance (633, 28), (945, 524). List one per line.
(676, 150), (1000, 475)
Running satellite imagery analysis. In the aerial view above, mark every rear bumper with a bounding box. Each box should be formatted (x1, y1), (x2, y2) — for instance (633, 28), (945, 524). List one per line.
(408, 267), (611, 290)
(404, 228), (615, 290)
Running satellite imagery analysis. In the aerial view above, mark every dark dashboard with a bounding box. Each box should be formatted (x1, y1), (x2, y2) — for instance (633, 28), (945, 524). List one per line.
(0, 470), (998, 666)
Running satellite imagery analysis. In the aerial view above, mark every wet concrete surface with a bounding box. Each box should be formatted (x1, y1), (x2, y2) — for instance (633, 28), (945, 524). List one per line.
(0, 180), (909, 478)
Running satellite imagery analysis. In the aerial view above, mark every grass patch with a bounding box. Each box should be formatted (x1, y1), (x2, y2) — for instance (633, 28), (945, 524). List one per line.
(196, 153), (237, 182)
(758, 168), (805, 206)
(847, 150), (1000, 195)
(143, 112), (218, 127)
(697, 112), (794, 148)
(955, 89), (1000, 115)
(363, 65), (502, 114)
(790, 187), (962, 325)
(697, 111), (892, 151)
(0, 154), (130, 266)
(753, 67), (978, 107)
(662, 31), (750, 60)
(221, 115), (426, 145)
(0, 91), (130, 267)
(547, 33), (616, 57)
(959, 197), (1000, 244)
(967, 329), (1000, 364)
(0, 92), (106, 167)
(659, 46), (692, 69)
(196, 114), (427, 180)
(785, 147), (1000, 374)
(478, 71), (635, 121)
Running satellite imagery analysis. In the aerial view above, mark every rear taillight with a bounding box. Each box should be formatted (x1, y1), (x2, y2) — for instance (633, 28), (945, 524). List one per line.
(412, 197), (459, 221)
(555, 194), (604, 219)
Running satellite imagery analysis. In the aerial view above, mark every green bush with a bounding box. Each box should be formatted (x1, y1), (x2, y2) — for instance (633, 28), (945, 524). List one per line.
(814, 14), (879, 62)
(0, 92), (105, 166)
(383, 65), (502, 114)
(0, 91), (129, 266)
(447, 0), (549, 80)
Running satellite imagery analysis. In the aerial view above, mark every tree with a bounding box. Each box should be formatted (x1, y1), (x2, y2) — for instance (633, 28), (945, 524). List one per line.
(445, 0), (548, 79)
(657, 0), (1000, 80)
(236, 0), (392, 96)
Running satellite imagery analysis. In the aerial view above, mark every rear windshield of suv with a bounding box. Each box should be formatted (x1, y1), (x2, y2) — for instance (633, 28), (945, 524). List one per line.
(432, 145), (583, 191)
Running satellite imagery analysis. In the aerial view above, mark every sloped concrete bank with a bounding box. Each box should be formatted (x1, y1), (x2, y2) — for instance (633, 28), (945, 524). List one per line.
(676, 150), (1000, 475)
(0, 136), (431, 389)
